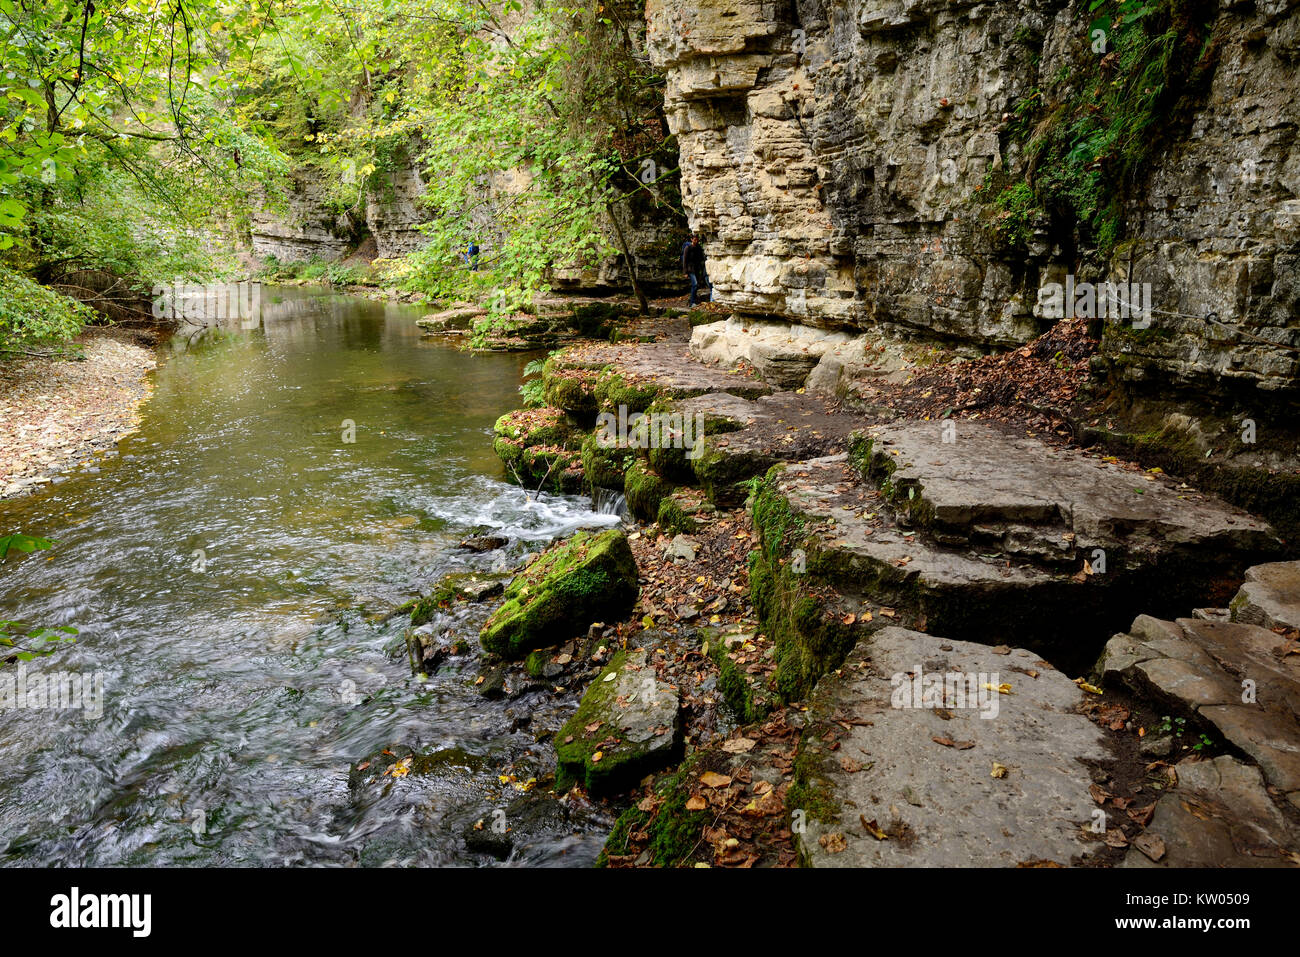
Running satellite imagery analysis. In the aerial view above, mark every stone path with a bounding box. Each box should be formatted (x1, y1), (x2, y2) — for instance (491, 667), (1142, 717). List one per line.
(505, 308), (1300, 867)
(797, 627), (1108, 867)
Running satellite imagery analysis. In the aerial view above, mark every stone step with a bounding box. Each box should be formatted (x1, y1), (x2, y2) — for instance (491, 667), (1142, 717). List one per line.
(856, 420), (1279, 575)
(665, 391), (870, 506)
(795, 627), (1109, 867)
(751, 426), (1283, 696)
(1231, 561), (1300, 632)
(543, 340), (772, 417)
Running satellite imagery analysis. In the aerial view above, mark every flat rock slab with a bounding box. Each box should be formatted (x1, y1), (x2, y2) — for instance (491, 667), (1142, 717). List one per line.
(1232, 561), (1300, 632)
(797, 627), (1108, 867)
(553, 340), (773, 401)
(673, 393), (870, 505)
(1120, 756), (1298, 867)
(777, 453), (1056, 593)
(1100, 613), (1300, 801)
(556, 649), (683, 796)
(862, 421), (1279, 567)
(416, 305), (484, 333)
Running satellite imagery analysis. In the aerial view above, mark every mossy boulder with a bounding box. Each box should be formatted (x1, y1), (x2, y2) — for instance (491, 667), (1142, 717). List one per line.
(624, 459), (671, 522)
(692, 441), (780, 508)
(594, 369), (660, 415)
(479, 529), (640, 658)
(556, 648), (682, 796)
(656, 496), (698, 537)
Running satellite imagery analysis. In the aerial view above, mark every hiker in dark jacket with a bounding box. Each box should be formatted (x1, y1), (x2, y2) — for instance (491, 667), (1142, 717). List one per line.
(681, 233), (709, 305)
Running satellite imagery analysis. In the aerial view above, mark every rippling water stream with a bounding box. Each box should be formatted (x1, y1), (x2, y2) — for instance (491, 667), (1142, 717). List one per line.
(0, 287), (617, 866)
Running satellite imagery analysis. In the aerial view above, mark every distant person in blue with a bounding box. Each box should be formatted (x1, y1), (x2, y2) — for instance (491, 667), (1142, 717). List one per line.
(464, 241), (480, 270)
(681, 233), (710, 305)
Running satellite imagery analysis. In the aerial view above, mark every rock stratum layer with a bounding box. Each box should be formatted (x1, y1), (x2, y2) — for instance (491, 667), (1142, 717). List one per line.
(647, 0), (1300, 401)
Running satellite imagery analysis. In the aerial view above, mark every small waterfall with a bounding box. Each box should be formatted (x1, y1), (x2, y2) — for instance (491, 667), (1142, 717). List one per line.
(590, 487), (630, 522)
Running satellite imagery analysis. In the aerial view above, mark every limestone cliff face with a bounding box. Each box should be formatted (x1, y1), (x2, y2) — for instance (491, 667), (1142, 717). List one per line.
(364, 145), (434, 259)
(250, 169), (359, 262)
(251, 148), (431, 263)
(648, 0), (1300, 400)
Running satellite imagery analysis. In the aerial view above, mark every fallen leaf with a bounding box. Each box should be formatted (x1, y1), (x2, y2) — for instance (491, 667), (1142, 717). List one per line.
(818, 832), (847, 853)
(860, 815), (888, 841)
(699, 771), (732, 789)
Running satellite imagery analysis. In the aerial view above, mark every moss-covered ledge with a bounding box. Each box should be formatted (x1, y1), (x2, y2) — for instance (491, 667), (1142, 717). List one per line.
(492, 406), (585, 494)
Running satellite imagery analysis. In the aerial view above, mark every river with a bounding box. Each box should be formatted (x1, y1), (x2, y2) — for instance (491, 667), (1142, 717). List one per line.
(0, 287), (619, 866)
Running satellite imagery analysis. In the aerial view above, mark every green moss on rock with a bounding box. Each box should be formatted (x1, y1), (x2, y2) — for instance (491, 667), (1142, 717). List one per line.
(624, 459), (671, 522)
(705, 634), (773, 724)
(581, 433), (637, 492)
(479, 529), (640, 658)
(656, 497), (698, 537)
(556, 648), (682, 796)
(542, 355), (601, 416)
(693, 443), (779, 508)
(595, 756), (710, 867)
(492, 407), (585, 494)
(749, 473), (861, 701)
(594, 369), (660, 415)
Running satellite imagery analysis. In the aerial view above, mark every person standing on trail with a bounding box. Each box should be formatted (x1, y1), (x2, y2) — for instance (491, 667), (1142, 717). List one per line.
(681, 233), (710, 306)
(464, 240), (480, 271)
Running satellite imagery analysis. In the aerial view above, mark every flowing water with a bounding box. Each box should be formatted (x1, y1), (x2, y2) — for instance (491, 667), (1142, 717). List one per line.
(0, 287), (620, 866)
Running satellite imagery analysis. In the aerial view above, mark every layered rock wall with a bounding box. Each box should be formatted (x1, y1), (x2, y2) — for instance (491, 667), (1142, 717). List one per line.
(647, 0), (1300, 400)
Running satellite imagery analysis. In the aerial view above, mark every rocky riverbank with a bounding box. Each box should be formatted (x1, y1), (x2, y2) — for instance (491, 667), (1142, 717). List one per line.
(0, 327), (160, 500)
(431, 301), (1300, 868)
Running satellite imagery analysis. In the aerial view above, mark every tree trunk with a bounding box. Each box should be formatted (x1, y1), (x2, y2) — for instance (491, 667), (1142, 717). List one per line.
(607, 204), (649, 315)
